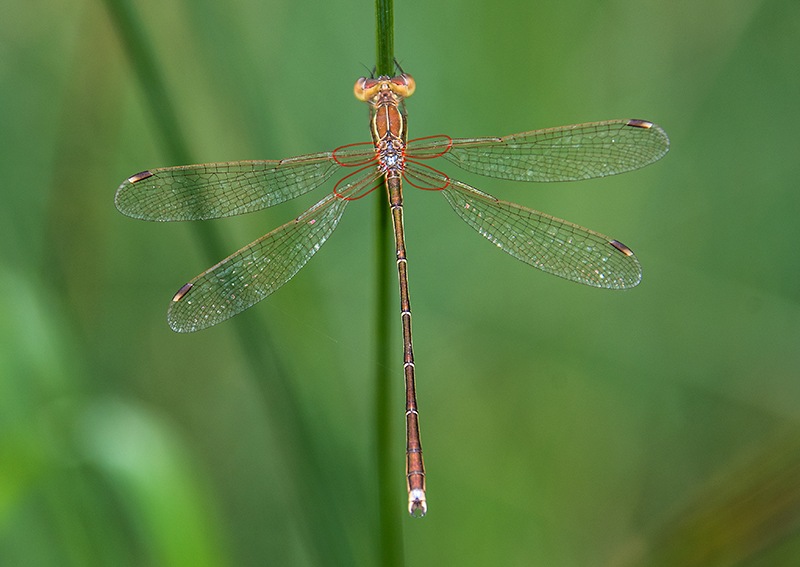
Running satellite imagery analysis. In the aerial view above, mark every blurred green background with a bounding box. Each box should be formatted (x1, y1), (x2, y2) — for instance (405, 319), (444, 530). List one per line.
(2, 0), (799, 565)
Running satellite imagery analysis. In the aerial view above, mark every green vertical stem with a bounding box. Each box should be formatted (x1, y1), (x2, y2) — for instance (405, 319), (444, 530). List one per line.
(374, 0), (405, 565)
(103, 0), (354, 564)
(375, 0), (394, 75)
(375, 178), (403, 565)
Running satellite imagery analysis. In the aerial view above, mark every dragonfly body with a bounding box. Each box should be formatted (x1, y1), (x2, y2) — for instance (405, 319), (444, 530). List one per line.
(115, 72), (669, 517)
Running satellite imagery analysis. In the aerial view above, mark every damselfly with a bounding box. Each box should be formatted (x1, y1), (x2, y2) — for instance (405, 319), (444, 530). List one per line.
(116, 72), (669, 517)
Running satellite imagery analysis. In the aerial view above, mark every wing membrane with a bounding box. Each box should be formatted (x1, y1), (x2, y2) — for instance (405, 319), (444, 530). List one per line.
(411, 119), (669, 183)
(440, 178), (642, 289)
(165, 162), (380, 332)
(115, 152), (342, 221)
(168, 192), (349, 332)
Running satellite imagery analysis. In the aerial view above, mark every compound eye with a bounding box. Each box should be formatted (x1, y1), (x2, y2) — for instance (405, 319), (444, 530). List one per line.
(354, 77), (381, 101)
(389, 73), (415, 97)
(401, 74), (415, 96)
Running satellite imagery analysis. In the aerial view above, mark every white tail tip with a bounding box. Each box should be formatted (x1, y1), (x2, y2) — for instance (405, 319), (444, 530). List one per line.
(408, 489), (427, 517)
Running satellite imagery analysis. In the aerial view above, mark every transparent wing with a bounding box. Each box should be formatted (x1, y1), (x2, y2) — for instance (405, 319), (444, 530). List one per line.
(439, 177), (642, 289)
(409, 119), (669, 182)
(167, 191), (349, 332)
(166, 163), (380, 332)
(115, 152), (345, 221)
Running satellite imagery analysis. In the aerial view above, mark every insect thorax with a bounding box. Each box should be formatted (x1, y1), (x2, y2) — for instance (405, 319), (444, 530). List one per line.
(377, 137), (405, 177)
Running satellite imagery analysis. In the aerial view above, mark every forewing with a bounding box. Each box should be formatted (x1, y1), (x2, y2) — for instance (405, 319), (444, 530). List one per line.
(115, 152), (341, 221)
(440, 119), (669, 182)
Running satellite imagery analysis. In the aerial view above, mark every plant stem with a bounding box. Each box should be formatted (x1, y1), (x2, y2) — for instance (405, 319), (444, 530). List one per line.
(375, 0), (394, 76)
(374, 0), (405, 565)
